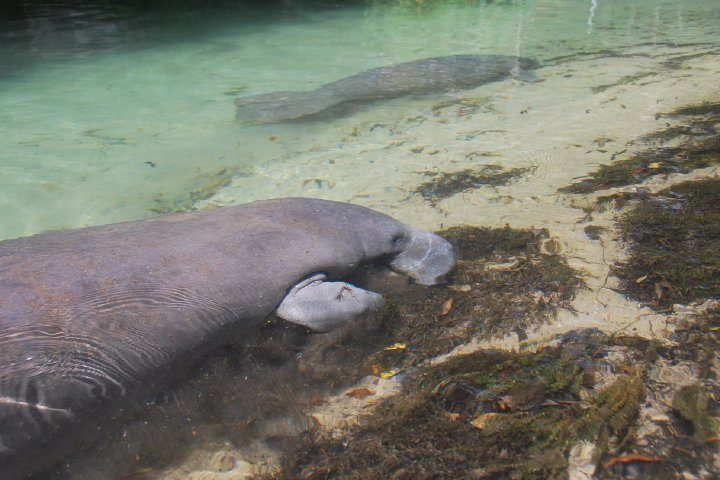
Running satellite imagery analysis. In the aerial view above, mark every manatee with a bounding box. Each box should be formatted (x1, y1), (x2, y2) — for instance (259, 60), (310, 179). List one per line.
(0, 198), (454, 478)
(234, 54), (540, 123)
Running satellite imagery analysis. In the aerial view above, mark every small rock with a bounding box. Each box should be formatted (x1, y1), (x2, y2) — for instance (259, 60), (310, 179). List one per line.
(567, 441), (596, 479)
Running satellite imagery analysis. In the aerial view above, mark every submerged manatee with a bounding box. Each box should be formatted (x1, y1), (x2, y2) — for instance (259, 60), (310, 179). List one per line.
(0, 198), (454, 478)
(234, 54), (540, 123)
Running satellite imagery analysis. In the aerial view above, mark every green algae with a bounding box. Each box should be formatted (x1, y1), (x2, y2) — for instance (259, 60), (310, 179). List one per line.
(612, 179), (720, 309)
(366, 226), (584, 366)
(414, 165), (533, 205)
(265, 335), (649, 480)
(591, 71), (658, 94)
(149, 167), (238, 214)
(583, 225), (608, 241)
(560, 102), (720, 194)
(672, 384), (717, 441)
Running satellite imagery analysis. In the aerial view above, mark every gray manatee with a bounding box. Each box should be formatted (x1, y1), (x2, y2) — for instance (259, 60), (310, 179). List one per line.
(234, 54), (541, 123)
(0, 197), (453, 478)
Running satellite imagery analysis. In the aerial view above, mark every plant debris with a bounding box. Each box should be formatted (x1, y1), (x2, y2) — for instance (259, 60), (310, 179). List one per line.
(560, 102), (720, 194)
(264, 330), (658, 480)
(360, 226), (584, 367)
(583, 224), (608, 241)
(414, 165), (533, 205)
(671, 384), (717, 441)
(612, 179), (720, 309)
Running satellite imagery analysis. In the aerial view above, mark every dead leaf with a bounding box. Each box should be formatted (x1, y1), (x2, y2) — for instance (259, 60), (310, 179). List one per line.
(380, 369), (398, 379)
(384, 342), (407, 351)
(635, 275), (648, 284)
(604, 455), (663, 468)
(371, 364), (381, 376)
(345, 388), (375, 399)
(470, 412), (499, 429)
(269, 136), (278, 142)
(446, 412), (461, 421)
(440, 298), (453, 316)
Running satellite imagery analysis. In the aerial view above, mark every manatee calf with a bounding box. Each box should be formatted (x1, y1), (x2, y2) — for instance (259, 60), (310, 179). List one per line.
(234, 54), (540, 123)
(0, 198), (453, 478)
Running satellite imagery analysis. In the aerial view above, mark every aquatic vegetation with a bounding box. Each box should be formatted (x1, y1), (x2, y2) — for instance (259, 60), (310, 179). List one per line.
(560, 103), (720, 194)
(268, 332), (653, 480)
(583, 224), (608, 241)
(149, 167), (237, 214)
(612, 179), (720, 309)
(414, 165), (533, 205)
(365, 226), (584, 365)
(591, 71), (658, 94)
(672, 385), (717, 441)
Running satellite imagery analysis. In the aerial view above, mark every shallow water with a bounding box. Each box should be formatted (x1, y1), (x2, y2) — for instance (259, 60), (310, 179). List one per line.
(1, 0), (719, 240)
(1, 1), (720, 478)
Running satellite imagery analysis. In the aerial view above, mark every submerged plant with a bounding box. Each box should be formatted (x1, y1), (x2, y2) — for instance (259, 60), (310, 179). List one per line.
(613, 179), (720, 308)
(414, 165), (532, 205)
(560, 103), (720, 194)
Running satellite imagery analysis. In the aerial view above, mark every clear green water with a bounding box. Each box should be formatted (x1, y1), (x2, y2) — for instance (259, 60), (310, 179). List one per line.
(0, 0), (718, 240)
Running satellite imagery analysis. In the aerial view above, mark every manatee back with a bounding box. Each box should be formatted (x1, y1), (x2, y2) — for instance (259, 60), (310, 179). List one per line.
(0, 198), (399, 473)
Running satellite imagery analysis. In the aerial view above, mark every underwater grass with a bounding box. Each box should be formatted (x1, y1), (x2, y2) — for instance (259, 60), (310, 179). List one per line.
(414, 165), (532, 206)
(672, 385), (717, 442)
(363, 226), (584, 370)
(268, 333), (651, 480)
(612, 179), (720, 309)
(560, 102), (720, 194)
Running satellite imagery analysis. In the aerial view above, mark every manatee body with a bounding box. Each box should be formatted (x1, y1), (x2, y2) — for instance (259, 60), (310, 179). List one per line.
(234, 54), (540, 123)
(0, 198), (453, 478)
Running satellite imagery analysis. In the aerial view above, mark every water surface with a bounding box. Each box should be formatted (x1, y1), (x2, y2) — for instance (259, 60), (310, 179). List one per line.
(1, 0), (719, 240)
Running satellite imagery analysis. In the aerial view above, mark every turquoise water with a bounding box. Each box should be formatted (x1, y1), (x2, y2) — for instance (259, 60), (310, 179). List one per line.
(1, 2), (720, 478)
(0, 0), (718, 242)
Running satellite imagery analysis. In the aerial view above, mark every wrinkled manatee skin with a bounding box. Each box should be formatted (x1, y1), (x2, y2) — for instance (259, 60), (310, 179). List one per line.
(0, 197), (454, 478)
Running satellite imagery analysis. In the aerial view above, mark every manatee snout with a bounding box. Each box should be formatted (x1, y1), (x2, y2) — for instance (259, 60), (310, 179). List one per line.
(390, 227), (455, 286)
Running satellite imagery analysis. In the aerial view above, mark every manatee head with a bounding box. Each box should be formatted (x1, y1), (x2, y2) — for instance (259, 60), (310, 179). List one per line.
(387, 225), (454, 285)
(347, 209), (454, 285)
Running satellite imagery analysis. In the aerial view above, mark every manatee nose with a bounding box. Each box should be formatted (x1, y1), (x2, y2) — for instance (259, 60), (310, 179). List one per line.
(389, 228), (455, 286)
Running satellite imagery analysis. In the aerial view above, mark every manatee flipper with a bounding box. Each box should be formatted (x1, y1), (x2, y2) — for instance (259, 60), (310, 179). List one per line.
(234, 89), (343, 123)
(276, 274), (384, 333)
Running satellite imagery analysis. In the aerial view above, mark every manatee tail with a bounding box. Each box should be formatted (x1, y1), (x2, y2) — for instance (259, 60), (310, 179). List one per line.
(234, 89), (343, 124)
